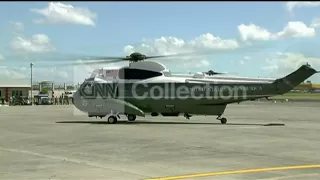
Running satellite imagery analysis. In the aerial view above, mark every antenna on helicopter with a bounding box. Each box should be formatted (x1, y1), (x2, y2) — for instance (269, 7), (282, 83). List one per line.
(204, 70), (224, 76)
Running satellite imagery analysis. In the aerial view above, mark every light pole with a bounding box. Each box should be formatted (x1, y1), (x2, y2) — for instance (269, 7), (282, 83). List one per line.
(30, 63), (33, 105)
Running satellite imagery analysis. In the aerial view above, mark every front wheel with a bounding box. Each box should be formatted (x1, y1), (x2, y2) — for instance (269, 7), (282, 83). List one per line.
(108, 116), (118, 124)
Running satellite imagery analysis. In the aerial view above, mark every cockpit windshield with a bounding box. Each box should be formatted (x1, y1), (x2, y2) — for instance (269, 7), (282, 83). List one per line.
(90, 69), (102, 78)
(118, 68), (162, 80)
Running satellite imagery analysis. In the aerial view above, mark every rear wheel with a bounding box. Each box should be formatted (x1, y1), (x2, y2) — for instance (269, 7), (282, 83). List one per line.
(220, 118), (227, 124)
(127, 114), (136, 121)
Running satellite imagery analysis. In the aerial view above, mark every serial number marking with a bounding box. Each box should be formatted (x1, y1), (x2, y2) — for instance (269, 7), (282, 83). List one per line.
(191, 86), (263, 92)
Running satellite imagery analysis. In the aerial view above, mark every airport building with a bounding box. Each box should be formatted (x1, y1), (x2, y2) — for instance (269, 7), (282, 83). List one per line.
(294, 81), (320, 92)
(0, 79), (31, 101)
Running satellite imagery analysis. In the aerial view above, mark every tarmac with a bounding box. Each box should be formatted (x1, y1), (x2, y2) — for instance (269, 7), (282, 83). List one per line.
(0, 101), (319, 180)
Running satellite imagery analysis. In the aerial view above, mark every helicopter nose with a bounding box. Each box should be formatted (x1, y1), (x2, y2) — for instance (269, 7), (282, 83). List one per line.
(72, 87), (108, 114)
(72, 90), (88, 112)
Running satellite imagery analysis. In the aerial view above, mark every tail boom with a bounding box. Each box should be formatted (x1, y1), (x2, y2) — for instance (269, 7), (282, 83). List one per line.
(272, 63), (318, 95)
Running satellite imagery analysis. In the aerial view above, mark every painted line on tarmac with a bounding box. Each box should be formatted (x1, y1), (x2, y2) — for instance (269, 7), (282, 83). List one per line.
(145, 164), (320, 180)
(259, 173), (319, 180)
(0, 147), (147, 178)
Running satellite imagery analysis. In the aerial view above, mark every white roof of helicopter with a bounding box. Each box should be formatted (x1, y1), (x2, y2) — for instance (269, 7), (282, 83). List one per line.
(128, 61), (168, 72)
(88, 61), (274, 83)
(98, 61), (167, 72)
(90, 61), (168, 79)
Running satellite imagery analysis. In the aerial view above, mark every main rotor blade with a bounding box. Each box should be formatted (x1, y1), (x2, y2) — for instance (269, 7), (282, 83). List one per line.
(5, 52), (129, 62)
(169, 71), (225, 75)
(6, 40), (274, 64)
(145, 42), (276, 59)
(58, 59), (125, 66)
(75, 56), (131, 61)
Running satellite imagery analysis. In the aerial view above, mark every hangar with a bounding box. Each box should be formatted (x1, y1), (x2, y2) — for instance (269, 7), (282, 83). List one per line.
(0, 79), (31, 102)
(294, 82), (320, 92)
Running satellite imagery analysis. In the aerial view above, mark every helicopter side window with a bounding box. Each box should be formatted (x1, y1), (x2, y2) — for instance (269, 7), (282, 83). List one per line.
(118, 68), (162, 80)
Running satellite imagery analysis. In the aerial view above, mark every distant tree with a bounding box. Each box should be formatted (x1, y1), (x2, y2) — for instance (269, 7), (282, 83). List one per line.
(40, 88), (49, 94)
(66, 85), (74, 90)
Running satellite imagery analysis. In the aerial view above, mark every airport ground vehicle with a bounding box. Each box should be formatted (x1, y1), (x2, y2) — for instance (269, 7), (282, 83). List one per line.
(34, 95), (53, 105)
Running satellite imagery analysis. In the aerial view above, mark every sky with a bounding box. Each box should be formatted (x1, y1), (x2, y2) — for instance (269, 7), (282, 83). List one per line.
(1, 1), (320, 84)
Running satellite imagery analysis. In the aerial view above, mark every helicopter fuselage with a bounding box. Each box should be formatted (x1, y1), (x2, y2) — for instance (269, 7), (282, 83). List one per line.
(72, 61), (318, 119)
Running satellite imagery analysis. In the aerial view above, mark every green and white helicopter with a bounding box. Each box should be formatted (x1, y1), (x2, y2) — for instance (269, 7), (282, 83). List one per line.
(70, 52), (319, 124)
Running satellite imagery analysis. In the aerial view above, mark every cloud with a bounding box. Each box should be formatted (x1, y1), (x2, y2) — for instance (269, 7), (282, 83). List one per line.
(238, 24), (272, 41)
(262, 52), (320, 79)
(277, 21), (316, 38)
(122, 33), (240, 71)
(238, 21), (316, 41)
(0, 65), (77, 83)
(238, 56), (251, 65)
(244, 56), (251, 60)
(0, 54), (4, 61)
(182, 59), (211, 69)
(197, 59), (210, 67)
(286, 2), (320, 12)
(311, 18), (320, 28)
(9, 21), (24, 32)
(7, 22), (56, 54)
(0, 66), (29, 79)
(10, 34), (56, 53)
(30, 2), (97, 26)
(124, 33), (239, 56)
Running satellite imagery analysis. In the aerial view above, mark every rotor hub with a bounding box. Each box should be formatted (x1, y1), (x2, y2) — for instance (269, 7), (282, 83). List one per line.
(129, 52), (146, 61)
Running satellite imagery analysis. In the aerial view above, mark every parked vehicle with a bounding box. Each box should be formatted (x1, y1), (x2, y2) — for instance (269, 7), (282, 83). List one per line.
(34, 94), (53, 105)
(12, 96), (32, 105)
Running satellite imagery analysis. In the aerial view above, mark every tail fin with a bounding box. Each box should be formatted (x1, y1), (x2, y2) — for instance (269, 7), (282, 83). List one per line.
(272, 63), (318, 94)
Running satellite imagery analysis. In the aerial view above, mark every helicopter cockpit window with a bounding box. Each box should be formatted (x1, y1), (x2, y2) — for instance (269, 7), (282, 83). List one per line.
(81, 81), (93, 94)
(118, 68), (162, 80)
(90, 69), (103, 78)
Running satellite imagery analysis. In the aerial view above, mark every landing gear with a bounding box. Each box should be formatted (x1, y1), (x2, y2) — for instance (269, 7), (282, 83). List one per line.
(127, 114), (136, 121)
(107, 116), (118, 124)
(184, 113), (192, 120)
(220, 117), (227, 124)
(217, 115), (227, 124)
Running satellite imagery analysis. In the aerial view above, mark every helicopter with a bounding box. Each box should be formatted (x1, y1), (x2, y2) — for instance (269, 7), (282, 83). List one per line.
(67, 52), (319, 124)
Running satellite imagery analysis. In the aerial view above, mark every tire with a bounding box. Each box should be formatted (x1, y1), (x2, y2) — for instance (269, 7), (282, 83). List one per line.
(127, 114), (136, 121)
(220, 118), (227, 124)
(108, 116), (118, 124)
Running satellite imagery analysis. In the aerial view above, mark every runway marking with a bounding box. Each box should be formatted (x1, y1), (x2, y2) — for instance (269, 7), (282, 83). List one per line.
(259, 173), (319, 180)
(145, 164), (320, 180)
(0, 147), (147, 178)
